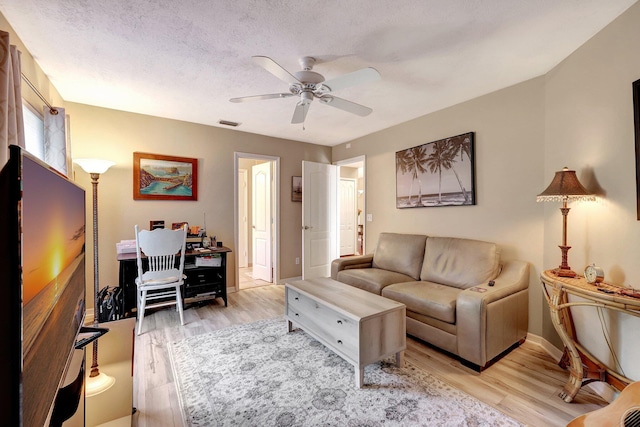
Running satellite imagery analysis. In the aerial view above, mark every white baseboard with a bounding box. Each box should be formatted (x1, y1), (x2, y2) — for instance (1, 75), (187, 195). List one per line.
(277, 276), (301, 285)
(526, 332), (564, 361)
(526, 332), (618, 403)
(95, 415), (132, 427)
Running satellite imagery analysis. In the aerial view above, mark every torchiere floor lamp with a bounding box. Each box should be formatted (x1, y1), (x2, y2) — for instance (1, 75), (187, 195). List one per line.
(74, 158), (116, 397)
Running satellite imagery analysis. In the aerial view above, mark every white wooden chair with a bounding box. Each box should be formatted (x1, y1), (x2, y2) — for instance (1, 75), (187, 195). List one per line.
(134, 224), (187, 335)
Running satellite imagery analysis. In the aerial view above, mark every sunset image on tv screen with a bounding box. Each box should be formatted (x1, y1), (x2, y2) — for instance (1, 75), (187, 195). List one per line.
(21, 159), (85, 306)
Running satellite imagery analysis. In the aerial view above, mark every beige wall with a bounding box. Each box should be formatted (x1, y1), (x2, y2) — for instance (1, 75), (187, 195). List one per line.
(333, 77), (546, 334)
(542, 2), (640, 379)
(333, 1), (640, 379)
(67, 103), (330, 302)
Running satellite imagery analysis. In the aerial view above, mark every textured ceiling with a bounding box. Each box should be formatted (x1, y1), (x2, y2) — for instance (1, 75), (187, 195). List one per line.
(1, 0), (637, 146)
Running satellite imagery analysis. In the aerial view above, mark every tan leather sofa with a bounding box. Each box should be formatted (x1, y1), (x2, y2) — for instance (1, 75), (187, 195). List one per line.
(331, 232), (529, 369)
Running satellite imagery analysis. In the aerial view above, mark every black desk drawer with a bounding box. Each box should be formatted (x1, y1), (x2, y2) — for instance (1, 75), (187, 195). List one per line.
(185, 268), (223, 287)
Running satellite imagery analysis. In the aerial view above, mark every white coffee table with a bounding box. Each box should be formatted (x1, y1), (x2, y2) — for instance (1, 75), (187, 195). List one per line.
(285, 277), (406, 388)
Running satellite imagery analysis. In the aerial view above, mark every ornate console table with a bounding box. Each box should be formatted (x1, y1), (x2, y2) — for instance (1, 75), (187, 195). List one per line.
(540, 270), (640, 402)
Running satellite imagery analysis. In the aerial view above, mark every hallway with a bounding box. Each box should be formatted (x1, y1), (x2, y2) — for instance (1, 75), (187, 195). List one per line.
(238, 266), (271, 290)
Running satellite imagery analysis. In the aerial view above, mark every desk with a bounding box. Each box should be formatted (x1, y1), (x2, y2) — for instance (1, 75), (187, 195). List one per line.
(117, 247), (231, 317)
(540, 270), (640, 402)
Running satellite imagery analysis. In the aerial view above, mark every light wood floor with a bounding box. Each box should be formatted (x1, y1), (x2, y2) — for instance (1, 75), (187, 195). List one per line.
(132, 285), (607, 427)
(238, 266), (271, 290)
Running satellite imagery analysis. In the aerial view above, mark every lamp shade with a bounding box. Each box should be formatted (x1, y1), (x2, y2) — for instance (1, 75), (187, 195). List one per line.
(536, 167), (595, 202)
(74, 158), (115, 174)
(85, 371), (115, 397)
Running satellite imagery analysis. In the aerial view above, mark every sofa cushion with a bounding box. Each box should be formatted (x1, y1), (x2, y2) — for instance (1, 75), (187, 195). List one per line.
(382, 281), (461, 324)
(420, 237), (500, 289)
(372, 233), (427, 280)
(336, 268), (415, 295)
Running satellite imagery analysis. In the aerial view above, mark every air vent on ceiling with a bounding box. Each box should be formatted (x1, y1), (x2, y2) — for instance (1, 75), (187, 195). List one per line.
(219, 120), (240, 127)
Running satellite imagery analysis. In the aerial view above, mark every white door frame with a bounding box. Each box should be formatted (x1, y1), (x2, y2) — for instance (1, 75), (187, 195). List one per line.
(234, 152), (280, 291)
(238, 169), (248, 268)
(335, 155), (366, 255)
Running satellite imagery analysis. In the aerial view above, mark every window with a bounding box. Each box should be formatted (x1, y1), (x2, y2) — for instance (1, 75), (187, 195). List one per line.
(22, 102), (45, 161)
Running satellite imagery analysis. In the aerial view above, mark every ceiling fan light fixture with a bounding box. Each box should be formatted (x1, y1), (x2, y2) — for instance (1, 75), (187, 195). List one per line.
(301, 91), (314, 104)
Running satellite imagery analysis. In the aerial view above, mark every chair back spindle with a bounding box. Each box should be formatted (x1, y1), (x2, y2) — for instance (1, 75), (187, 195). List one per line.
(134, 224), (188, 334)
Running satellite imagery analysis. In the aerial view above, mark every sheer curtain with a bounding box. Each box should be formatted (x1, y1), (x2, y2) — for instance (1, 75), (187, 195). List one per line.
(44, 106), (70, 175)
(0, 30), (25, 168)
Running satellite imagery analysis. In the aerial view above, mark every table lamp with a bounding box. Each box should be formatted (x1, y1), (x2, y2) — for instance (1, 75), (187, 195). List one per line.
(537, 167), (595, 277)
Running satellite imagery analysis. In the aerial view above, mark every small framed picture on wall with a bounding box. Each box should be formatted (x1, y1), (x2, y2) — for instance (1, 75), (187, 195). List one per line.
(292, 176), (302, 202)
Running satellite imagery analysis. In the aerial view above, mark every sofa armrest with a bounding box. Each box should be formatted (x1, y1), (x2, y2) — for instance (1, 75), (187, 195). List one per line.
(330, 254), (374, 280)
(456, 260), (530, 367)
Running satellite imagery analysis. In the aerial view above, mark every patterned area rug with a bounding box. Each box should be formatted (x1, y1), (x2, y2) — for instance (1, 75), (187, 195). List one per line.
(168, 317), (522, 426)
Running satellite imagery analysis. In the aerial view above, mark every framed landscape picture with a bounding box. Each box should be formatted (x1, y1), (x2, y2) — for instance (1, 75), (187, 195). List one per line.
(396, 132), (475, 208)
(133, 152), (198, 200)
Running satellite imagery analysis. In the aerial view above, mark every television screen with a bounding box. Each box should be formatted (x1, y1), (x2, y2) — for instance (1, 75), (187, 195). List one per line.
(0, 145), (86, 426)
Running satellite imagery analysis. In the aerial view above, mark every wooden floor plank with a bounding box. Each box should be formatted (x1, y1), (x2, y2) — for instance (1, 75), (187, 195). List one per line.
(132, 284), (607, 427)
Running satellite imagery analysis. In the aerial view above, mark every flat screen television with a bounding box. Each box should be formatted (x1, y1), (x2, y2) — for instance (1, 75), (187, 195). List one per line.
(0, 145), (86, 426)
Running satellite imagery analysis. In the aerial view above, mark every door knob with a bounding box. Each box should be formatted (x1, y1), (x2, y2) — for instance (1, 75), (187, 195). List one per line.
(303, 225), (313, 230)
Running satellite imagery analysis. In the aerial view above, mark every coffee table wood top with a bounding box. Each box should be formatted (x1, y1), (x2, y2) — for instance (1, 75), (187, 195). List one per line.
(287, 277), (405, 320)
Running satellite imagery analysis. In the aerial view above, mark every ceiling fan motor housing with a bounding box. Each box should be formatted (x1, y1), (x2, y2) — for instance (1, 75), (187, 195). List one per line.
(293, 70), (325, 85)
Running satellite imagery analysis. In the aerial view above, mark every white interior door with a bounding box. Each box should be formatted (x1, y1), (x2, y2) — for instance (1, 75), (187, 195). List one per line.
(252, 162), (272, 282)
(339, 178), (357, 256)
(302, 161), (338, 279)
(238, 169), (248, 268)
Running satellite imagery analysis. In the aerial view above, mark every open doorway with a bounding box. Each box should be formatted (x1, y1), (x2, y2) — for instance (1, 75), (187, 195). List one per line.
(234, 153), (279, 290)
(336, 156), (365, 257)
(300, 157), (365, 279)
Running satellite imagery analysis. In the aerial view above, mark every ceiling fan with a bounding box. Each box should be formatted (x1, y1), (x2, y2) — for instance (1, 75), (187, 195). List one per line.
(230, 56), (381, 124)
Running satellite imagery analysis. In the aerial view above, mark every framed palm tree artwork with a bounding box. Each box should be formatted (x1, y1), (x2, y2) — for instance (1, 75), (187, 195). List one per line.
(396, 132), (475, 208)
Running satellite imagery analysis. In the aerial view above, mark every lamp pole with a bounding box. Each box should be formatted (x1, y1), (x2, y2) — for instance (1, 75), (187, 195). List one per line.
(89, 172), (101, 379)
(557, 198), (574, 277)
(73, 158), (115, 396)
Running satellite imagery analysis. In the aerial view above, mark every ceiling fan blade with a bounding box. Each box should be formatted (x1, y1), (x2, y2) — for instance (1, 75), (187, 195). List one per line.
(318, 95), (373, 117)
(321, 67), (380, 93)
(230, 93), (294, 103)
(291, 102), (310, 124)
(252, 56), (300, 85)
